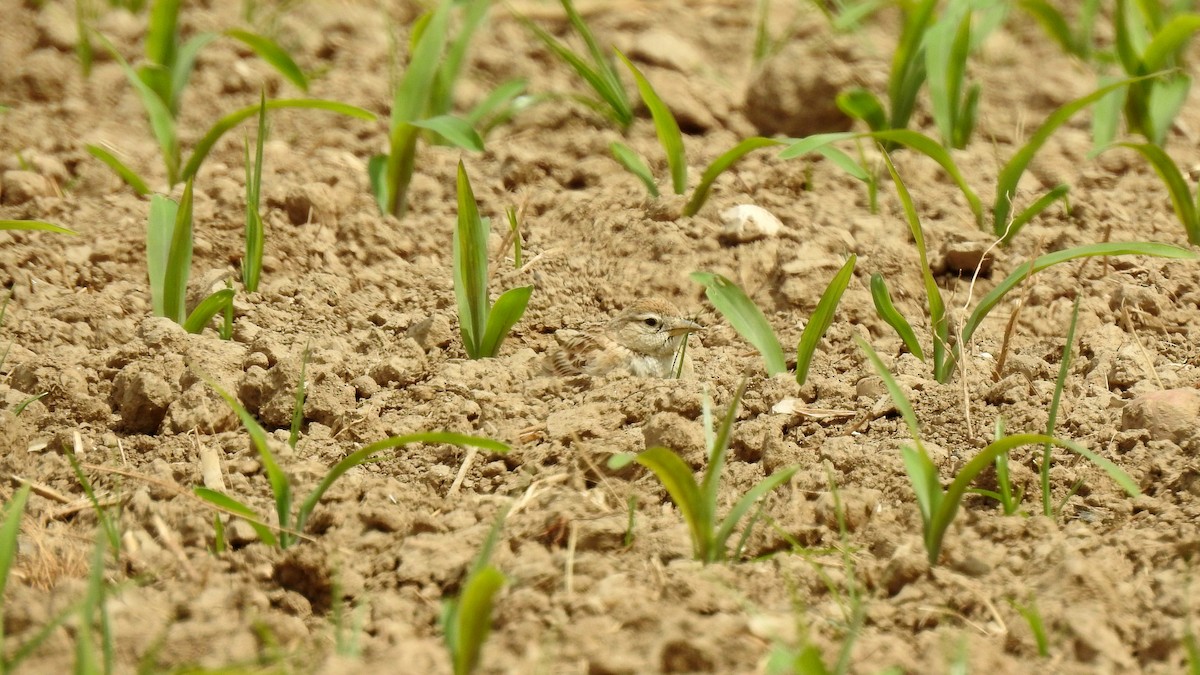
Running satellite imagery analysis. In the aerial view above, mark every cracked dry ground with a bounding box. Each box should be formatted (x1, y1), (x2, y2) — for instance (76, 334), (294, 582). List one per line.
(4, 0), (1200, 673)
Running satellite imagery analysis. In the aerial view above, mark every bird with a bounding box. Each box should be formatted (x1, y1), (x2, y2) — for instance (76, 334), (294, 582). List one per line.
(546, 298), (702, 378)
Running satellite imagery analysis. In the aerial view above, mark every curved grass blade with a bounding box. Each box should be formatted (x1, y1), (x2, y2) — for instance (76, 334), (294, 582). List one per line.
(1117, 142), (1199, 243)
(182, 288), (234, 334)
(162, 179), (195, 324)
(197, 369), (293, 542)
(412, 115), (484, 152)
(1019, 0), (1078, 56)
(994, 76), (1148, 234)
(225, 29), (308, 92)
(868, 129), (983, 226)
(0, 220), (76, 234)
(193, 487), (279, 548)
(168, 32), (219, 115)
(870, 272), (924, 360)
(480, 285), (533, 357)
(297, 432), (509, 531)
(97, 32), (179, 184)
(691, 272), (786, 376)
(700, 379), (747, 516)
(611, 142), (659, 197)
(616, 447), (708, 560)
(1002, 184), (1070, 243)
(684, 137), (784, 216)
(778, 131), (856, 159)
(712, 465), (797, 560)
(796, 255), (856, 385)
(881, 151), (951, 381)
(464, 78), (529, 130)
(930, 433), (1140, 563)
(836, 88), (887, 132)
(85, 144), (150, 195)
(615, 49), (686, 195)
(511, 6), (633, 127)
(181, 99), (376, 182)
(854, 334), (921, 439)
(1141, 15), (1200, 72)
(960, 241), (1196, 346)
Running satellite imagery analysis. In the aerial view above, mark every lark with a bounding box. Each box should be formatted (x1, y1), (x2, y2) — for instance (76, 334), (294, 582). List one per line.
(547, 298), (702, 378)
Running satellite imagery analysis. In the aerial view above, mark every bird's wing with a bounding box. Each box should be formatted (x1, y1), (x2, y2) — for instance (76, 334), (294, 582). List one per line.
(548, 330), (617, 376)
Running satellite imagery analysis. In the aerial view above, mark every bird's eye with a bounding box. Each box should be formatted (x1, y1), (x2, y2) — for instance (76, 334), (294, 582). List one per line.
(643, 317), (660, 328)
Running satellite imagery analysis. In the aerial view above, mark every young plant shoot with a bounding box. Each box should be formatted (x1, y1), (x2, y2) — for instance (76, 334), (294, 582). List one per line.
(454, 161), (533, 359)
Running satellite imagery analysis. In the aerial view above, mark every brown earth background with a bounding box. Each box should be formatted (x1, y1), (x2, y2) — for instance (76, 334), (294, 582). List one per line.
(3, 0), (1200, 672)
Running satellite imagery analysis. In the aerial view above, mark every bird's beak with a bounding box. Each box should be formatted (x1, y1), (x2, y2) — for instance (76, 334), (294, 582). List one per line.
(668, 319), (703, 336)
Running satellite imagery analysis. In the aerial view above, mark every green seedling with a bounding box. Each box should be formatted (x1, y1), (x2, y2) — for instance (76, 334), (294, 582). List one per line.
(870, 150), (1196, 382)
(924, 0), (1002, 149)
(442, 507), (508, 675)
(794, 255), (857, 385)
(690, 272), (786, 377)
(140, 0), (306, 117)
(692, 265), (857, 383)
(1040, 295), (1081, 518)
(243, 92), (267, 292)
(88, 31), (372, 193)
(1110, 141), (1200, 244)
(0, 220), (76, 234)
(422, 0), (529, 143)
(504, 206), (523, 270)
(836, 0), (935, 142)
(1107, 0), (1200, 146)
(856, 335), (1140, 565)
(609, 380), (799, 563)
(368, 1), (485, 218)
(1019, 0), (1102, 61)
(837, 0), (1001, 147)
(611, 50), (807, 216)
(1010, 597), (1050, 657)
(146, 180), (235, 334)
(967, 418), (1024, 516)
(454, 161), (533, 359)
(193, 371), (510, 549)
(795, 76), (1147, 243)
(515, 0), (633, 130)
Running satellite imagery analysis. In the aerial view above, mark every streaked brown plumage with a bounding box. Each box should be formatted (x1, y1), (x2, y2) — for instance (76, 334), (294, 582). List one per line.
(547, 299), (701, 378)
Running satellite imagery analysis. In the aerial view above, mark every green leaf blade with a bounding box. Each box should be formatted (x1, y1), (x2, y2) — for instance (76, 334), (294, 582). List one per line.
(684, 137), (783, 216)
(796, 255), (856, 385)
(611, 142), (659, 197)
(480, 285), (533, 358)
(224, 29), (309, 92)
(615, 49), (686, 194)
(690, 272), (787, 376)
(454, 161), (490, 359)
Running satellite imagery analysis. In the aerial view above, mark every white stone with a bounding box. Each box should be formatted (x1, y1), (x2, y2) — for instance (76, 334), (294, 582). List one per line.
(719, 204), (783, 243)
